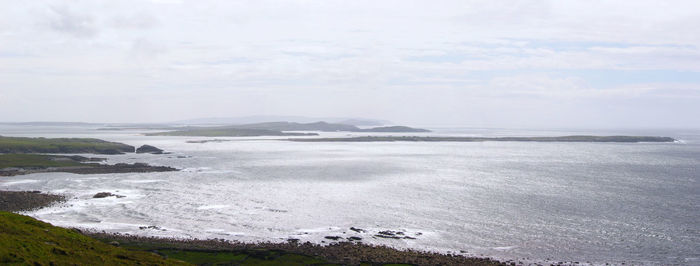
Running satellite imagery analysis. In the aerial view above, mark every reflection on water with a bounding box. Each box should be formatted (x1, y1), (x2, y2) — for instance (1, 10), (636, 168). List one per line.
(1, 125), (699, 264)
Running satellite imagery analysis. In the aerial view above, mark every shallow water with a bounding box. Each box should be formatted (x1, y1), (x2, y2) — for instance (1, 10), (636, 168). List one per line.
(1, 125), (699, 265)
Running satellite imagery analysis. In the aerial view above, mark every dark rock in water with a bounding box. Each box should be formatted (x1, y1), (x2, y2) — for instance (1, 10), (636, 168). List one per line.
(287, 238), (300, 244)
(136, 145), (164, 154)
(139, 225), (162, 230)
(324, 236), (342, 241)
(93, 192), (125, 198)
(375, 234), (402, 239)
(348, 236), (362, 241)
(377, 230), (397, 236)
(375, 230), (405, 239)
(350, 227), (366, 233)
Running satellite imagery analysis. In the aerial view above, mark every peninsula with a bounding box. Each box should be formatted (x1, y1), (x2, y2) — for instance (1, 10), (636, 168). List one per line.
(0, 136), (177, 176)
(0, 154), (177, 177)
(0, 136), (135, 154)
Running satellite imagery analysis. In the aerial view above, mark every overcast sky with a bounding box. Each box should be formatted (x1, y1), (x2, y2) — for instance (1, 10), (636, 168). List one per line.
(1, 0), (699, 128)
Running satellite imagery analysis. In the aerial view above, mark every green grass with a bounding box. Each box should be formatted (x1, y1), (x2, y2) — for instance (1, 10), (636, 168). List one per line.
(152, 249), (336, 265)
(0, 154), (86, 169)
(0, 211), (187, 265)
(0, 136), (135, 154)
(116, 242), (337, 266)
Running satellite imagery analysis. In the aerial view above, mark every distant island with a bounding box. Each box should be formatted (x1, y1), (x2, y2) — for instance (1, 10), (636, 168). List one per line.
(146, 121), (430, 137)
(146, 127), (319, 137)
(289, 135), (677, 143)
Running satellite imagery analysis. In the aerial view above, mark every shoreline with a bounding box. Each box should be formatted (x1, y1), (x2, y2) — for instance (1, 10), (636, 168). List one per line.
(85, 232), (506, 266)
(0, 154), (178, 177)
(0, 190), (65, 212)
(0, 163), (179, 177)
(0, 191), (505, 265)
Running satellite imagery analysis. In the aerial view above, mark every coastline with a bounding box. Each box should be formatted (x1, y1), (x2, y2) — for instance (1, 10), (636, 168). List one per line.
(0, 190), (65, 212)
(0, 191), (506, 265)
(85, 232), (506, 266)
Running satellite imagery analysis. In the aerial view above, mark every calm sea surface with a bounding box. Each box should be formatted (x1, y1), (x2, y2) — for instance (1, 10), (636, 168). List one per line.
(1, 125), (698, 265)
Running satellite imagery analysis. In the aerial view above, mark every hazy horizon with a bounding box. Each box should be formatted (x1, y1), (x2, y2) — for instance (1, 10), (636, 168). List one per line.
(2, 1), (699, 128)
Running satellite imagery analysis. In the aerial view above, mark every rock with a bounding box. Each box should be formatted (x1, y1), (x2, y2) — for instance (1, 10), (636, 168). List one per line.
(93, 192), (125, 198)
(375, 230), (403, 239)
(109, 241), (120, 246)
(348, 236), (362, 241)
(135, 145), (164, 154)
(139, 225), (162, 230)
(349, 227), (366, 233)
(324, 236), (342, 241)
(374, 234), (402, 239)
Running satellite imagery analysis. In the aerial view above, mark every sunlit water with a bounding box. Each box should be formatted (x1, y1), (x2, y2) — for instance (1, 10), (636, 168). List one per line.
(1, 125), (698, 265)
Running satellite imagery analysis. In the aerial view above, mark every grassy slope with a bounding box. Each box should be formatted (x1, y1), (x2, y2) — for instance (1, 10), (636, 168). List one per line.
(0, 211), (186, 265)
(0, 154), (86, 169)
(0, 212), (338, 265)
(0, 136), (135, 154)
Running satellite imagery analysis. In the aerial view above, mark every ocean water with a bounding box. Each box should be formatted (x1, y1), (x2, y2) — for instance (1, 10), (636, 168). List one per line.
(1, 125), (699, 265)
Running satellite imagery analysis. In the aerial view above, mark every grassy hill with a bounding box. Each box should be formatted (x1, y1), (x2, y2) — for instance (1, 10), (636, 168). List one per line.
(0, 154), (86, 169)
(0, 136), (135, 154)
(0, 211), (185, 265)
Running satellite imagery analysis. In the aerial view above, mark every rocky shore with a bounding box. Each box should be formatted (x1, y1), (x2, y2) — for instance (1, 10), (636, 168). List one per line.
(0, 162), (178, 177)
(86, 232), (505, 266)
(0, 191), (65, 212)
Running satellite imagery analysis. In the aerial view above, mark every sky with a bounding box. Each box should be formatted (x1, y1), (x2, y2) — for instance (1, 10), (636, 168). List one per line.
(1, 0), (699, 128)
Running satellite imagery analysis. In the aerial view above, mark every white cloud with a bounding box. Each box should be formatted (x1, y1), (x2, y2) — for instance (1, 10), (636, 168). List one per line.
(44, 5), (97, 38)
(0, 0), (699, 127)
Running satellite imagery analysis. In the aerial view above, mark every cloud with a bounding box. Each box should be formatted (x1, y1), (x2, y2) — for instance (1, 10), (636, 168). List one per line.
(111, 12), (158, 29)
(0, 0), (699, 126)
(130, 38), (166, 59)
(45, 5), (97, 38)
(487, 74), (662, 98)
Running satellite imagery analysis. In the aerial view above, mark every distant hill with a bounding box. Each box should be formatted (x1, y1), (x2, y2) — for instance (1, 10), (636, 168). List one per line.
(146, 121), (430, 137)
(360, 126), (431, 132)
(145, 127), (318, 137)
(172, 116), (391, 126)
(231, 121), (430, 132)
(336, 119), (386, 126)
(233, 121), (360, 132)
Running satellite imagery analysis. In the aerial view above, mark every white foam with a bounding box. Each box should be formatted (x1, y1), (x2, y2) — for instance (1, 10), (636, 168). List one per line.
(1, 179), (39, 186)
(197, 204), (230, 210)
(121, 179), (165, 183)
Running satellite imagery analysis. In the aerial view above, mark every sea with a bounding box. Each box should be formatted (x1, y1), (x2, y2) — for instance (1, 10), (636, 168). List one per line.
(1, 124), (698, 265)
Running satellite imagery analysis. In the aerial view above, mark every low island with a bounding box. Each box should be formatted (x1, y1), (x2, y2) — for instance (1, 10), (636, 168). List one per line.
(288, 135), (677, 143)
